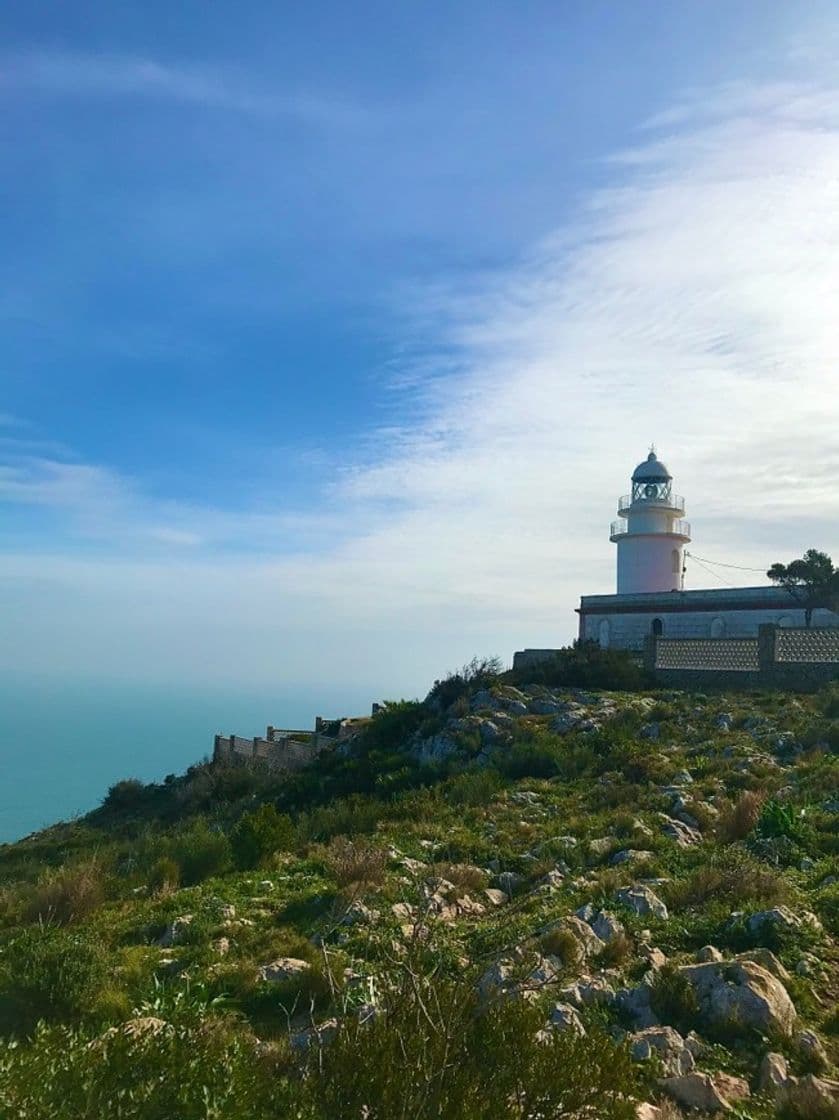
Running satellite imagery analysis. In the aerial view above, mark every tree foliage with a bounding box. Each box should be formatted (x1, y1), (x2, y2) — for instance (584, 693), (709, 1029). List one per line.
(767, 548), (839, 626)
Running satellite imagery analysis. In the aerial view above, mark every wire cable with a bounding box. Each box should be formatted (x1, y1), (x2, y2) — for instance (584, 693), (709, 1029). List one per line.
(685, 553), (737, 588)
(685, 552), (767, 574)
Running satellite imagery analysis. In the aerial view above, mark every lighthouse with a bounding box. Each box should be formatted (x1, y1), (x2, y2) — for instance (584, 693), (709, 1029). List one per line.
(609, 450), (691, 594)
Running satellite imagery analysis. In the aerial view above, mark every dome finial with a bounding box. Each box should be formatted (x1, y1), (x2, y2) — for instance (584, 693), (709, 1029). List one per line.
(648, 442), (657, 460)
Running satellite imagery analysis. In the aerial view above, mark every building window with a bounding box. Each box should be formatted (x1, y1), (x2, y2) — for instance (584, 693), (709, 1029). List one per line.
(710, 617), (726, 638)
(598, 619), (610, 648)
(651, 618), (664, 636)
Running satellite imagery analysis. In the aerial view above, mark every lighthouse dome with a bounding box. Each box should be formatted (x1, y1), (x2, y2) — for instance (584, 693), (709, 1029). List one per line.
(631, 451), (672, 483)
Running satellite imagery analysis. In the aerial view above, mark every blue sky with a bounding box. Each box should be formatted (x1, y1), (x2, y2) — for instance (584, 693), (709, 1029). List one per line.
(2, 2), (839, 697)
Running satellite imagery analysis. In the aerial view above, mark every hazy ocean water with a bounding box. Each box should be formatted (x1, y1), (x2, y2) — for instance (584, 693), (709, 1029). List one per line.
(0, 678), (372, 844)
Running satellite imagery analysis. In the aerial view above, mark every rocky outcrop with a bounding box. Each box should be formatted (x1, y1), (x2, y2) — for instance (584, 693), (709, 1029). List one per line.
(616, 885), (669, 920)
(630, 1026), (695, 1076)
(661, 1071), (750, 1112)
(258, 957), (312, 984)
(678, 959), (796, 1036)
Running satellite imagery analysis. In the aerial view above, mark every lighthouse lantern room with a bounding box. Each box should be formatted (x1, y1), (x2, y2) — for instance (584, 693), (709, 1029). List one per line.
(609, 450), (691, 595)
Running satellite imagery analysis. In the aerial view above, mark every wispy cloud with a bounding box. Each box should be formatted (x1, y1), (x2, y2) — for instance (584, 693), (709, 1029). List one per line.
(2, 74), (839, 691)
(0, 49), (370, 128)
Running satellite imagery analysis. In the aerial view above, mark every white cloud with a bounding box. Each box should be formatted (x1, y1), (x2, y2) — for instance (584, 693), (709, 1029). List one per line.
(0, 50), (369, 128)
(2, 75), (839, 694)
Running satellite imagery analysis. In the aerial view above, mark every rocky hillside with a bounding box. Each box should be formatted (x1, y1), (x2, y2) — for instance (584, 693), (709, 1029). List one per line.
(1, 672), (838, 1118)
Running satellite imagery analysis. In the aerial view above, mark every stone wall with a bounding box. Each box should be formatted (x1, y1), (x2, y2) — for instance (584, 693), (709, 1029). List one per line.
(213, 732), (322, 772)
(645, 625), (839, 692)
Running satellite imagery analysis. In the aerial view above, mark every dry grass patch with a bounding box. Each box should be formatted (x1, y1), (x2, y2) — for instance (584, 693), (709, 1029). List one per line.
(322, 836), (387, 888)
(716, 790), (766, 842)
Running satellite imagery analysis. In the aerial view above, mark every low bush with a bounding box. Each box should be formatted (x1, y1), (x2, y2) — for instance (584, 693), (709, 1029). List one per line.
(717, 790), (766, 843)
(0, 928), (110, 1036)
(23, 858), (106, 926)
(322, 836), (387, 888)
(231, 805), (294, 870)
(649, 964), (700, 1035)
(426, 657), (504, 713)
(509, 641), (650, 692)
(308, 970), (643, 1119)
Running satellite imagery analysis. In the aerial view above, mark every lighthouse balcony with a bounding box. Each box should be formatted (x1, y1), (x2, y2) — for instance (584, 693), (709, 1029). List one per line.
(610, 518), (691, 540)
(617, 493), (685, 516)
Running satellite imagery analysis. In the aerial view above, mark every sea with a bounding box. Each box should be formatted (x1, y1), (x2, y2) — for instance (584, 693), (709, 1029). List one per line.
(0, 678), (373, 845)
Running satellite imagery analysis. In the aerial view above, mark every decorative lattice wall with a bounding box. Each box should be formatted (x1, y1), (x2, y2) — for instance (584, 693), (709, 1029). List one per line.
(775, 627), (839, 664)
(654, 638), (760, 672)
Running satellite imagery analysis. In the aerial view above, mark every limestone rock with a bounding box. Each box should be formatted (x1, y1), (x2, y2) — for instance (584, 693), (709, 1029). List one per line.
(695, 945), (723, 963)
(616, 885), (669, 920)
(635, 1105), (662, 1120)
(258, 957), (312, 984)
(615, 984), (659, 1029)
(157, 915), (193, 948)
(559, 976), (615, 1008)
(757, 1052), (789, 1095)
(796, 1029), (829, 1070)
(559, 914), (605, 958)
(496, 870), (525, 894)
(661, 1071), (750, 1112)
(591, 910), (626, 943)
(546, 1002), (586, 1035)
(611, 849), (654, 866)
(630, 1026), (695, 1076)
(660, 815), (702, 847)
(736, 948), (790, 981)
(781, 1074), (839, 1114)
(484, 888), (508, 907)
(679, 959), (796, 1036)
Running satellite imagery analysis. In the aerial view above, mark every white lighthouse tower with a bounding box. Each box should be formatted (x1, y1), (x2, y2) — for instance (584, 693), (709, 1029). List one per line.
(609, 450), (691, 594)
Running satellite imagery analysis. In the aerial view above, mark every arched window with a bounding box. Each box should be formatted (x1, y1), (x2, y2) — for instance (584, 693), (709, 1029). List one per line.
(672, 548), (681, 574)
(710, 617), (726, 638)
(598, 619), (610, 649)
(651, 618), (664, 636)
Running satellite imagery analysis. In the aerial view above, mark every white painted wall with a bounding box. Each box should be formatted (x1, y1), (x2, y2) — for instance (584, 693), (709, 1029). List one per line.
(616, 533), (685, 595)
(581, 605), (838, 651)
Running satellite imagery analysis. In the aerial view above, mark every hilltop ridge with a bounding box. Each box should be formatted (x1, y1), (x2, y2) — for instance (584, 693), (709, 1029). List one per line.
(1, 661), (838, 1118)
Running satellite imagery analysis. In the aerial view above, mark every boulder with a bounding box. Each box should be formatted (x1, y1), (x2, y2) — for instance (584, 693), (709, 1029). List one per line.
(591, 910), (626, 944)
(694, 945), (723, 963)
(616, 885), (669, 920)
(661, 1071), (750, 1112)
(157, 915), (193, 948)
(615, 984), (659, 1029)
(559, 915), (605, 958)
(660, 815), (702, 847)
(736, 948), (790, 981)
(781, 1075), (839, 1114)
(589, 836), (616, 858)
(559, 976), (615, 1008)
(611, 849), (654, 866)
(546, 1002), (586, 1035)
(484, 888), (508, 907)
(679, 959), (797, 1036)
(496, 870), (525, 894)
(748, 900), (819, 936)
(796, 1029), (829, 1071)
(258, 957), (312, 984)
(635, 1106), (662, 1120)
(757, 1052), (789, 1095)
(630, 1026), (695, 1076)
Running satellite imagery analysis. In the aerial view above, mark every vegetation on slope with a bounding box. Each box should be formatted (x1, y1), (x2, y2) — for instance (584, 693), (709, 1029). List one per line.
(1, 651), (838, 1118)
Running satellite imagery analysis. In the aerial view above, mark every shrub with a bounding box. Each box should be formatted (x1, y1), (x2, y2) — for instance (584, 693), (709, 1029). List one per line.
(442, 769), (503, 807)
(539, 927), (583, 969)
(717, 790), (766, 842)
(0, 928), (110, 1035)
(664, 849), (790, 911)
(649, 964), (700, 1035)
(426, 657), (504, 713)
(308, 970), (642, 1119)
(509, 641), (650, 692)
(173, 819), (232, 885)
(23, 859), (106, 926)
(101, 778), (147, 812)
(0, 1017), (295, 1119)
(230, 805), (294, 870)
(322, 836), (387, 888)
(147, 855), (181, 894)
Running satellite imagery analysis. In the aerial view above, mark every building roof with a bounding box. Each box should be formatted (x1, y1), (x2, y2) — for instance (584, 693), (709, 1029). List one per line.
(577, 585), (806, 615)
(631, 450), (672, 482)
